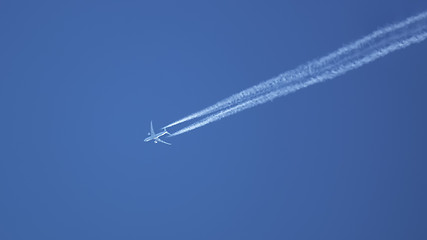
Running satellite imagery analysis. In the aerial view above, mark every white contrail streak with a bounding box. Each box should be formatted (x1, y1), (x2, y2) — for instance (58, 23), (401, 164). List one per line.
(164, 11), (427, 129)
(167, 11), (427, 136)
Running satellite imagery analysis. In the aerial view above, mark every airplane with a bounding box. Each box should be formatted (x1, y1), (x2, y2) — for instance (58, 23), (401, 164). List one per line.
(144, 121), (172, 145)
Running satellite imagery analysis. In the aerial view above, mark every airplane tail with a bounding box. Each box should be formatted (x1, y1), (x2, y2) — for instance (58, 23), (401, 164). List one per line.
(163, 128), (172, 136)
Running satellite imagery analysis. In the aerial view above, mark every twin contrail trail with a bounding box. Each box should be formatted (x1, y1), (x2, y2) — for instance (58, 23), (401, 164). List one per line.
(165, 11), (427, 137)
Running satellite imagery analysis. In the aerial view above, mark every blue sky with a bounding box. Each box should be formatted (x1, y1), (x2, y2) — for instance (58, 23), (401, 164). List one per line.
(1, 1), (427, 239)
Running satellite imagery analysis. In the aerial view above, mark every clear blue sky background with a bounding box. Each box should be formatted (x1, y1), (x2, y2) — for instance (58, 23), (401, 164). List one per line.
(1, 1), (427, 239)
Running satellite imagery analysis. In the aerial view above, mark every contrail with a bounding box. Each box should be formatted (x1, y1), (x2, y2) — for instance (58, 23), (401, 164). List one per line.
(164, 11), (427, 129)
(167, 11), (427, 136)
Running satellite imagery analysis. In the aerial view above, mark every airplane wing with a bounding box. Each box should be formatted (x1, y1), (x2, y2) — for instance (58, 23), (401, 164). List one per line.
(150, 121), (155, 136)
(156, 138), (171, 145)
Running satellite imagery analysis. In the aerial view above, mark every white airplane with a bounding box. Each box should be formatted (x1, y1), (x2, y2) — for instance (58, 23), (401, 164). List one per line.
(144, 121), (172, 145)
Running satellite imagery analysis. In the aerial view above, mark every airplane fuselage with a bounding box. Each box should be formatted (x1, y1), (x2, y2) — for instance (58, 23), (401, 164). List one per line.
(144, 130), (168, 142)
